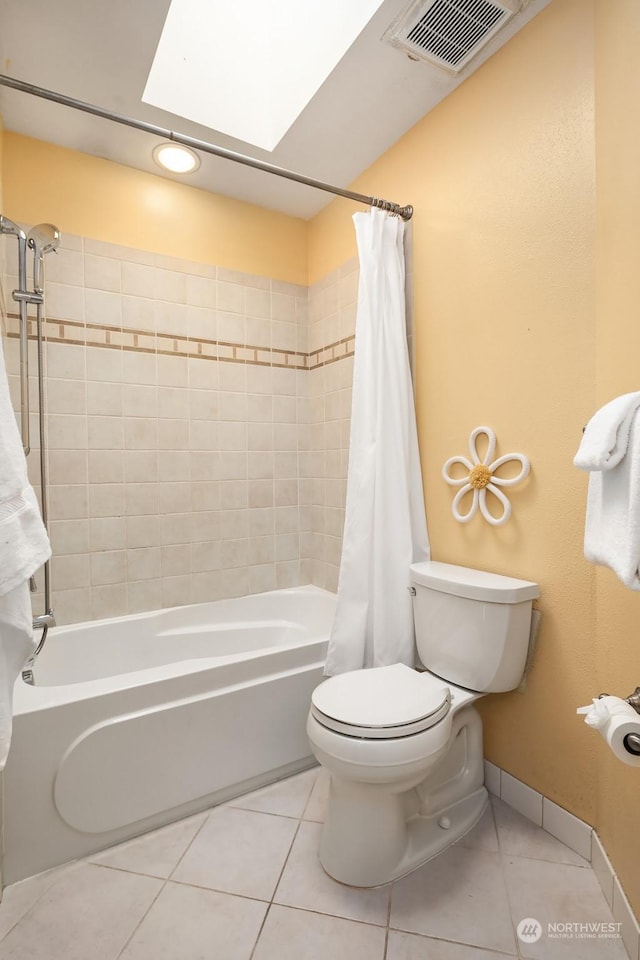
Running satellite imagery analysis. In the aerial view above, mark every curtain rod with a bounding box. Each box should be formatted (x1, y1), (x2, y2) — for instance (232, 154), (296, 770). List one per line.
(0, 74), (413, 221)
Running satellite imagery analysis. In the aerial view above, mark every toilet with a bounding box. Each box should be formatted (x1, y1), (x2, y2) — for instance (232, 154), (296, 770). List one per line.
(307, 560), (540, 887)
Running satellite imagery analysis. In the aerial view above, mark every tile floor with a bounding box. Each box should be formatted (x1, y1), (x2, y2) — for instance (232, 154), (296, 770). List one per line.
(0, 767), (629, 960)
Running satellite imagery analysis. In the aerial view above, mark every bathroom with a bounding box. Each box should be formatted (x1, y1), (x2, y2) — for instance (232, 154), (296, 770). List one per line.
(0, 0), (639, 957)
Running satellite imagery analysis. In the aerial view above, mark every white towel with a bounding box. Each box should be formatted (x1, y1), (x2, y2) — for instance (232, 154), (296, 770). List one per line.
(574, 391), (640, 471)
(580, 409), (640, 590)
(0, 582), (35, 767)
(0, 332), (50, 769)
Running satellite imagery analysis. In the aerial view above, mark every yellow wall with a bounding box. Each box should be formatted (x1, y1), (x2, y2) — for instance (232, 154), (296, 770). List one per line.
(593, 0), (640, 917)
(2, 133), (308, 284)
(311, 0), (640, 912)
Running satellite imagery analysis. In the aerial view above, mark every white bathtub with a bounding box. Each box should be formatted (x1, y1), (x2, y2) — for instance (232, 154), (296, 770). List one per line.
(2, 585), (335, 883)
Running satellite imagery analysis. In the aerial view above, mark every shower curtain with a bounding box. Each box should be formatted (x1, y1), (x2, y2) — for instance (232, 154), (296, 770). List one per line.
(324, 207), (430, 676)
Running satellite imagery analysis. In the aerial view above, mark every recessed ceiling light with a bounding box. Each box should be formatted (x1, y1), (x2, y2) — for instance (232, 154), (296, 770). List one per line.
(152, 142), (200, 173)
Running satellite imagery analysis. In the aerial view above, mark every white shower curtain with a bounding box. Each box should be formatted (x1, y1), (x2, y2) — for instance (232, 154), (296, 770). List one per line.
(324, 207), (430, 677)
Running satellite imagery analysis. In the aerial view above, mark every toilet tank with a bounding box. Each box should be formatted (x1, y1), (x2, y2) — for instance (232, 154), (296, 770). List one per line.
(410, 561), (540, 693)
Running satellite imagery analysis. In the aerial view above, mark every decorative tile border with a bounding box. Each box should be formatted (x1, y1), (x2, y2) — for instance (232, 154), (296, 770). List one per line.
(307, 335), (355, 369)
(6, 314), (355, 371)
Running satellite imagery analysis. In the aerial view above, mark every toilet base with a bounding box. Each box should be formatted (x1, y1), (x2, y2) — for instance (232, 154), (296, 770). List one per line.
(320, 785), (488, 887)
(395, 785), (488, 882)
(317, 705), (487, 887)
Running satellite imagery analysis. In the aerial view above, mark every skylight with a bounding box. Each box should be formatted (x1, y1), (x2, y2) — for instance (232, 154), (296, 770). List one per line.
(143, 0), (385, 152)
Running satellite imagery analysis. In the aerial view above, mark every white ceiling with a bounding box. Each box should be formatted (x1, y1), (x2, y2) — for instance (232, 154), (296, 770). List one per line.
(0, 0), (552, 220)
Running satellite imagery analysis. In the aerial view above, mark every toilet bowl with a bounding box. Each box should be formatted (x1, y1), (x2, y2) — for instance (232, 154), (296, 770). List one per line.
(307, 664), (487, 886)
(307, 561), (540, 887)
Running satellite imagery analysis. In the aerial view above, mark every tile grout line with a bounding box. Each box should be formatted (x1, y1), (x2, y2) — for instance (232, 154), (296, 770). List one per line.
(383, 874), (394, 960)
(247, 789), (312, 960)
(111, 869), (168, 960)
(246, 896), (392, 929)
(108, 804), (217, 950)
(248, 900), (274, 960)
(488, 797), (525, 960)
(0, 862), (83, 946)
(166, 806), (222, 881)
(161, 875), (271, 906)
(300, 768), (322, 822)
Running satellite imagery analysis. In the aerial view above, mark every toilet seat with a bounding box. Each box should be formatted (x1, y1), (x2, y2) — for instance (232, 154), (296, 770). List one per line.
(311, 663), (451, 739)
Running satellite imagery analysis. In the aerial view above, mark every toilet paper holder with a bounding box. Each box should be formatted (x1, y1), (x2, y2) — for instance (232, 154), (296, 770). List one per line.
(598, 687), (640, 715)
(598, 688), (640, 757)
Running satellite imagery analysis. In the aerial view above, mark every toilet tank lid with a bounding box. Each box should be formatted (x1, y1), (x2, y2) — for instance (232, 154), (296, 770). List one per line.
(410, 561), (540, 604)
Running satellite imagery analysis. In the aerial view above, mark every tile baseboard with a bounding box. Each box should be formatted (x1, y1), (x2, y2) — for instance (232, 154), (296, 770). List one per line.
(484, 760), (640, 960)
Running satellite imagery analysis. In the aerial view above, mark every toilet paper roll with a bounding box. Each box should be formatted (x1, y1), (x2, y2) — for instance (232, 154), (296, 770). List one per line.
(576, 696), (640, 767)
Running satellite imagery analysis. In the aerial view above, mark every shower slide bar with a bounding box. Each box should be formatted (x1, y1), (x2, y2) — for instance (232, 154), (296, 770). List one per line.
(0, 214), (58, 663)
(0, 217), (31, 454)
(0, 74), (414, 222)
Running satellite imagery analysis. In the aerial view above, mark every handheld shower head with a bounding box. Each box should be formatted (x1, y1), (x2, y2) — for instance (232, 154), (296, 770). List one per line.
(27, 223), (60, 293)
(28, 223), (60, 256)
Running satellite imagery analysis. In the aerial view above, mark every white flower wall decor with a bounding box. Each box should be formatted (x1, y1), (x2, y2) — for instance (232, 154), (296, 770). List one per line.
(442, 426), (530, 526)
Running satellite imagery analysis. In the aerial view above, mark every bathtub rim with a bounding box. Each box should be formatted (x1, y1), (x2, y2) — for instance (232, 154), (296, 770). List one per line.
(43, 582), (333, 638)
(13, 584), (335, 714)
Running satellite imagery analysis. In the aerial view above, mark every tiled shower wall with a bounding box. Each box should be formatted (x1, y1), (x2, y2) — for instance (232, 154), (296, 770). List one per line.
(1, 231), (359, 624)
(302, 260), (358, 593)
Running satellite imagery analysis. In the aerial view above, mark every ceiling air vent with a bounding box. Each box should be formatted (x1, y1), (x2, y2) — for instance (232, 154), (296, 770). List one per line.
(382, 0), (525, 75)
